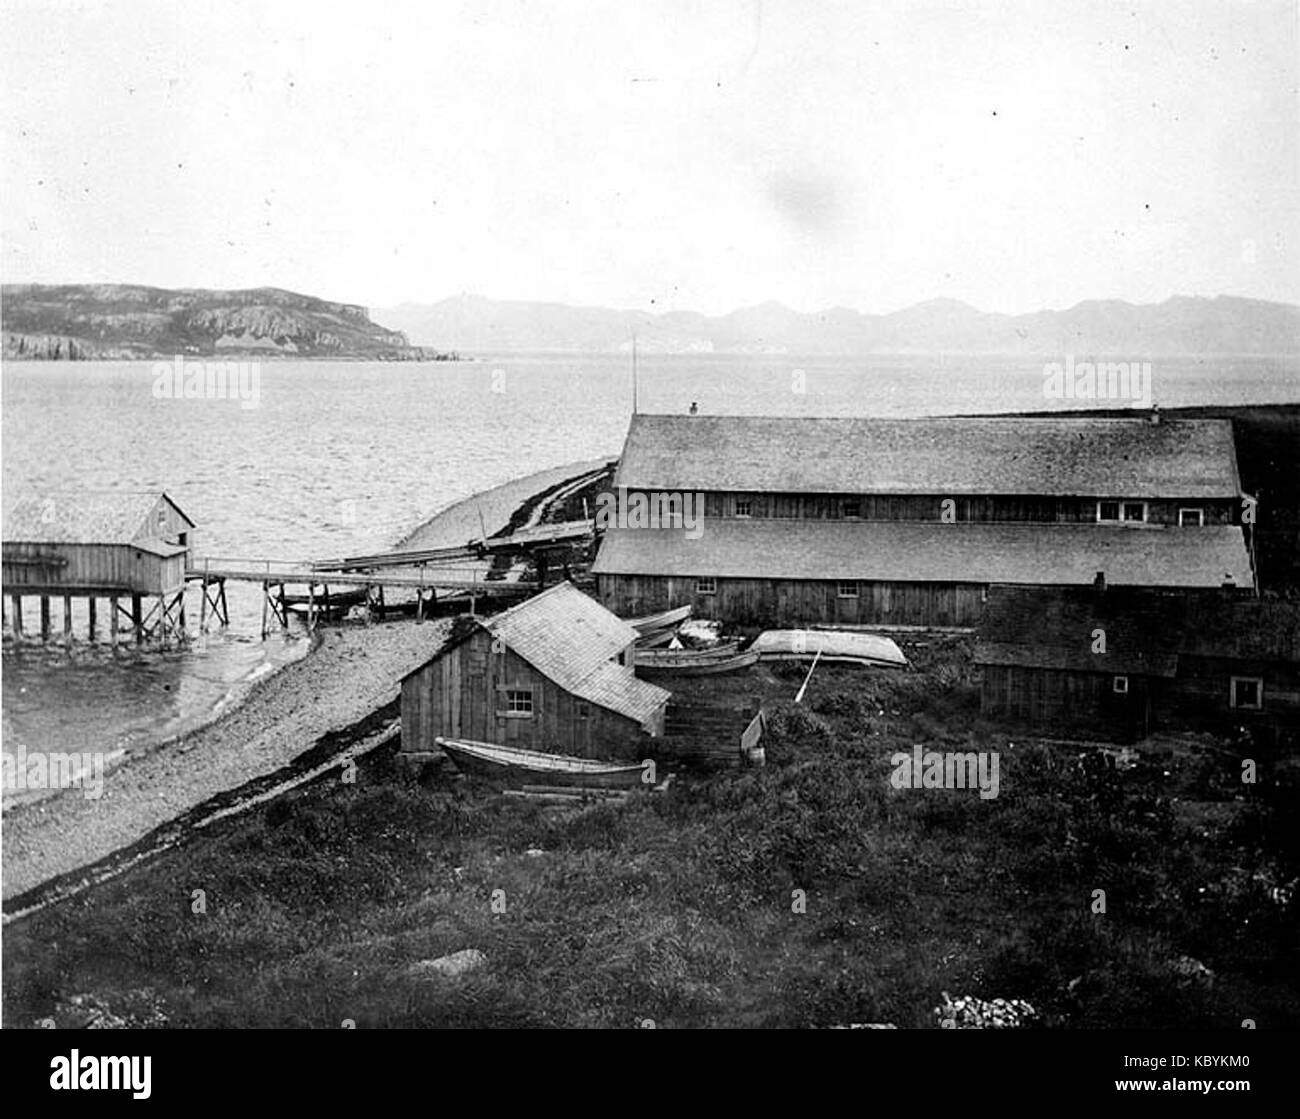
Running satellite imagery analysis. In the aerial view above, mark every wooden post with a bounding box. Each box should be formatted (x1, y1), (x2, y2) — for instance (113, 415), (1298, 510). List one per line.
(199, 559), (209, 632)
(63, 595), (72, 643)
(40, 596), (50, 641)
(260, 580), (270, 640)
(278, 584), (288, 631)
(88, 597), (97, 642)
(217, 580), (228, 626)
(470, 571), (477, 616)
(110, 596), (119, 648)
(10, 594), (22, 635)
(307, 581), (316, 633)
(132, 594), (143, 644)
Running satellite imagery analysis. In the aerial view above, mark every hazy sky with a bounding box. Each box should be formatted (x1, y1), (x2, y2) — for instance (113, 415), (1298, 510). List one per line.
(2, 0), (1296, 315)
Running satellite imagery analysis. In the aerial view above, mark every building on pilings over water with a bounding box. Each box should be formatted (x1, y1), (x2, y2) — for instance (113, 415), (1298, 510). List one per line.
(592, 413), (1257, 628)
(2, 489), (194, 642)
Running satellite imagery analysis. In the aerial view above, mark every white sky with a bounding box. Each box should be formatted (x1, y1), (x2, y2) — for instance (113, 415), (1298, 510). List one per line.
(2, 0), (1296, 315)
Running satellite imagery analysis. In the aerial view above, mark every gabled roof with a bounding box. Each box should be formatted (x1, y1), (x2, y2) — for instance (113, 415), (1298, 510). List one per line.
(412, 583), (670, 726)
(2, 490), (193, 545)
(975, 587), (1300, 670)
(593, 520), (1254, 590)
(613, 414), (1241, 499)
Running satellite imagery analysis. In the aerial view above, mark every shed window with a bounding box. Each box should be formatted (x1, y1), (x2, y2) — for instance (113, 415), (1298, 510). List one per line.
(1178, 508), (1204, 527)
(1097, 501), (1120, 523)
(735, 498), (752, 518)
(837, 581), (859, 599)
(1122, 502), (1147, 523)
(1113, 675), (1129, 695)
(842, 499), (861, 519)
(1230, 676), (1263, 710)
(695, 577), (716, 595)
(499, 688), (534, 717)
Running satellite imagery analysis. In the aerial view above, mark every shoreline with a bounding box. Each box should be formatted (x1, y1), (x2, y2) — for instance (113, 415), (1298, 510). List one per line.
(1, 458), (610, 902)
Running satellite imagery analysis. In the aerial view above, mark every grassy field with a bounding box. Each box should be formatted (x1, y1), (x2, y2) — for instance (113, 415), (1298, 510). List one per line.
(5, 639), (1296, 1029)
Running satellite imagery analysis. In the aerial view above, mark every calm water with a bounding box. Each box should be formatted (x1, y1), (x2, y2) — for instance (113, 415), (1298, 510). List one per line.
(3, 352), (1297, 772)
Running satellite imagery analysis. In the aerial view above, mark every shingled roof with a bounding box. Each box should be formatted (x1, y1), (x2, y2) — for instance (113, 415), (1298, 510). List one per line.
(976, 587), (1300, 671)
(484, 582), (669, 726)
(593, 520), (1254, 590)
(613, 414), (1241, 499)
(3, 490), (192, 547)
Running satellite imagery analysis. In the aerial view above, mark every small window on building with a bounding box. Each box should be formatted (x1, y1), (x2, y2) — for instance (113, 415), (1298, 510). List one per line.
(577, 703), (591, 720)
(837, 581), (859, 599)
(1122, 502), (1147, 523)
(504, 689), (534, 716)
(842, 499), (861, 519)
(1231, 676), (1263, 710)
(1179, 508), (1204, 527)
(695, 577), (717, 595)
(1113, 675), (1129, 695)
(1097, 501), (1120, 523)
(735, 498), (752, 518)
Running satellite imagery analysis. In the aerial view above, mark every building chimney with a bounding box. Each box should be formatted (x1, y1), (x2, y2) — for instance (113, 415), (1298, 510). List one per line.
(1150, 404), (1161, 425)
(1094, 570), (1106, 594)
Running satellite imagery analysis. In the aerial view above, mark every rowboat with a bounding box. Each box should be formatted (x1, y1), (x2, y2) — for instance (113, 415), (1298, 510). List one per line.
(750, 629), (907, 667)
(435, 736), (651, 789)
(626, 604), (692, 636)
(635, 648), (759, 676)
(280, 586), (368, 619)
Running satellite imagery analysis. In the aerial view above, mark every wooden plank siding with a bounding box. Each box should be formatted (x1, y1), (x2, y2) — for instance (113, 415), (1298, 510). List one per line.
(1, 541), (187, 595)
(980, 664), (1154, 737)
(400, 628), (654, 761)
(684, 491), (1237, 526)
(597, 574), (987, 628)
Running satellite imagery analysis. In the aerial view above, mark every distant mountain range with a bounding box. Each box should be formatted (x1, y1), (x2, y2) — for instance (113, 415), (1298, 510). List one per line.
(2, 284), (450, 361)
(378, 293), (1300, 356)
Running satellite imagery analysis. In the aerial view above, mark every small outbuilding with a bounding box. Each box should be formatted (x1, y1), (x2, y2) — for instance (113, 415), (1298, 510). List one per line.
(976, 586), (1300, 744)
(400, 582), (671, 762)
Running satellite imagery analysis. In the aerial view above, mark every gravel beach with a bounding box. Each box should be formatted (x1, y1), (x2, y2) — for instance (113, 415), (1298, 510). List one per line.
(1, 460), (606, 902)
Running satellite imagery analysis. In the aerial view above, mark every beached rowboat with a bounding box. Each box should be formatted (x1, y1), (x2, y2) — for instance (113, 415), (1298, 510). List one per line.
(625, 604), (692, 636)
(635, 647), (759, 676)
(435, 736), (651, 789)
(750, 629), (907, 667)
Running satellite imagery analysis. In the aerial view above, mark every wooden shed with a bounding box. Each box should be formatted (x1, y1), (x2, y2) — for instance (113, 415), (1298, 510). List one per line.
(3, 490), (193, 596)
(400, 582), (671, 762)
(976, 586), (1300, 744)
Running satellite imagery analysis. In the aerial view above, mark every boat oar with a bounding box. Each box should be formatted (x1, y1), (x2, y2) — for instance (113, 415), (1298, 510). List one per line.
(794, 646), (823, 704)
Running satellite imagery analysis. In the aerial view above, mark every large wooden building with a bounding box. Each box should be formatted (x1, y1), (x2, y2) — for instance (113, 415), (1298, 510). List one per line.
(400, 582), (671, 762)
(593, 414), (1256, 627)
(976, 586), (1300, 744)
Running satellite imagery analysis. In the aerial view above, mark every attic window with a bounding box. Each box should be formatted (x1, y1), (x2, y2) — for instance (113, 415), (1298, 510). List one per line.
(1113, 675), (1129, 695)
(157, 509), (167, 528)
(1179, 508), (1204, 527)
(735, 498), (752, 518)
(1230, 676), (1263, 711)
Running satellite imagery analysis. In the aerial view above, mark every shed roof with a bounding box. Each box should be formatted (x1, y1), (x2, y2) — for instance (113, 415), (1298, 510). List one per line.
(484, 582), (670, 725)
(613, 414), (1241, 499)
(592, 520), (1254, 590)
(2, 490), (193, 545)
(975, 587), (1182, 676)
